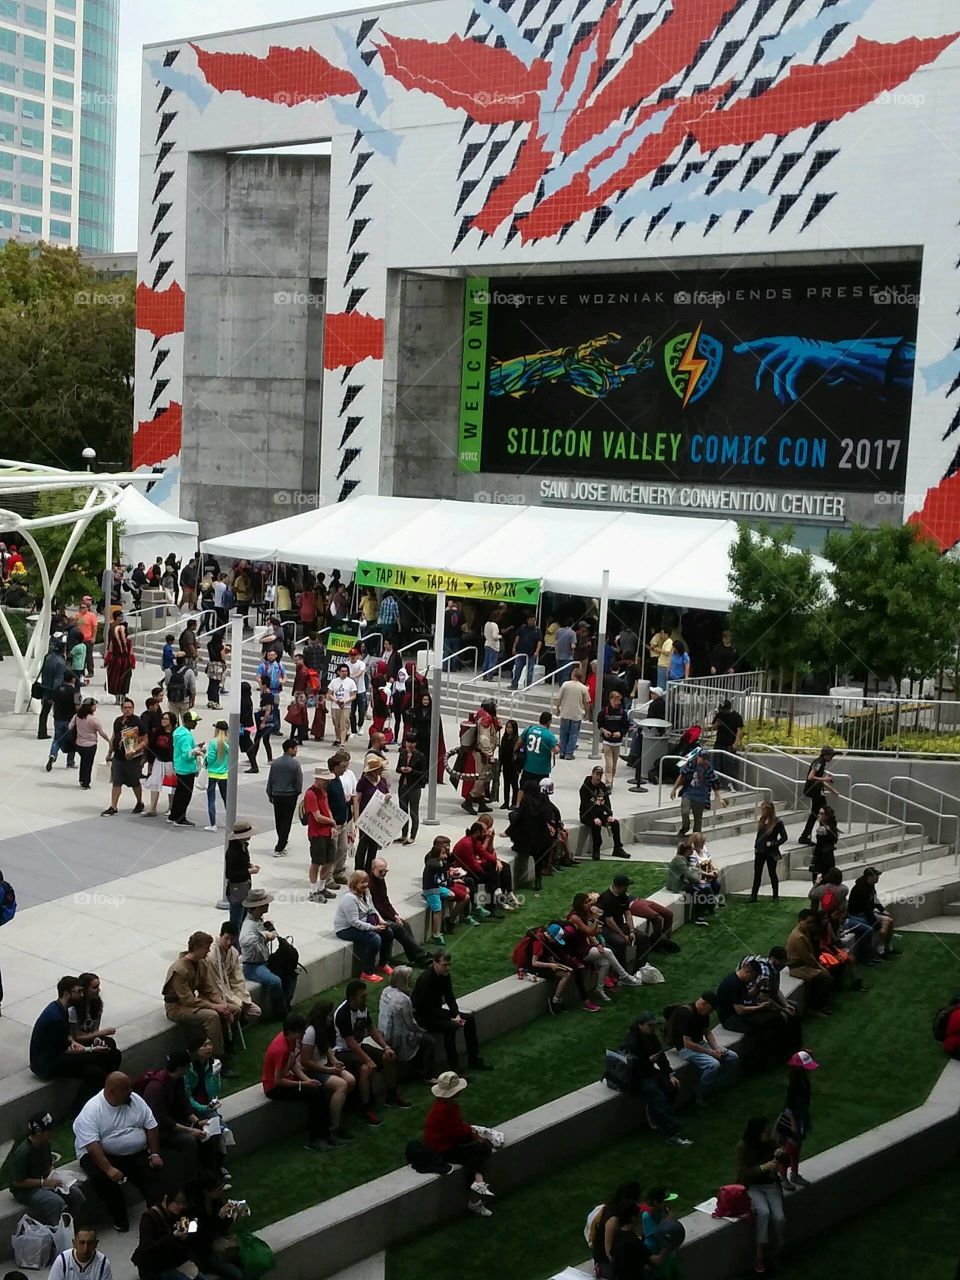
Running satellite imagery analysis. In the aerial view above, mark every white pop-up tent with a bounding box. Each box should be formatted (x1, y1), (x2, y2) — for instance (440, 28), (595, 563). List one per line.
(116, 485), (199, 569)
(201, 495), (756, 611)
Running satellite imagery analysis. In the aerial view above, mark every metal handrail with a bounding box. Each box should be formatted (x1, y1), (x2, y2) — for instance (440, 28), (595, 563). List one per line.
(656, 753), (771, 811)
(456, 656), (515, 718)
(506, 660), (577, 714)
(441, 645), (479, 680)
(849, 782), (925, 870)
(743, 743), (853, 830)
(290, 626), (333, 655)
(130, 608), (219, 663)
(884, 779), (960, 863)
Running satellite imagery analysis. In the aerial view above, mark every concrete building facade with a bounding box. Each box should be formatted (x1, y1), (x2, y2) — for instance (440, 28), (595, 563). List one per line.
(136, 1), (960, 551)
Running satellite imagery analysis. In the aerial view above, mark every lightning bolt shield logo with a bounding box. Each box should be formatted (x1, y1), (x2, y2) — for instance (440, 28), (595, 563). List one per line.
(665, 324), (724, 407)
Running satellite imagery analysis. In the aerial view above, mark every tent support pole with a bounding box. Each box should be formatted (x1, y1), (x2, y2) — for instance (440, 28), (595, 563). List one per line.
(424, 588), (446, 826)
(218, 612), (245, 907)
(590, 569), (610, 760)
(640, 596), (648, 682)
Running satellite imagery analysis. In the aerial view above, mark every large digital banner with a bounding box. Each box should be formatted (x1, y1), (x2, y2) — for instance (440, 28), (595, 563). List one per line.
(458, 264), (920, 493)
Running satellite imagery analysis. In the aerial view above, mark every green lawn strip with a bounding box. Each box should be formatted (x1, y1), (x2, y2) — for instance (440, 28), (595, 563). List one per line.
(385, 930), (948, 1280)
(776, 1158), (960, 1280)
(229, 893), (808, 1230)
(220, 862), (666, 1095)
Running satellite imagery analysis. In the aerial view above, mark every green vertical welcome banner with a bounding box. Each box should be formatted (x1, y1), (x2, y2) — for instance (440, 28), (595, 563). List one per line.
(457, 277), (489, 472)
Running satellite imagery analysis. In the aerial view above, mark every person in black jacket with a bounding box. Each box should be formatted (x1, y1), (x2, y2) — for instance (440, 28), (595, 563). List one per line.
(46, 671), (79, 770)
(750, 801), (789, 902)
(412, 952), (489, 1074)
(597, 690), (630, 789)
(504, 779), (557, 891)
(810, 806), (839, 884)
(132, 1188), (208, 1280)
(396, 738), (427, 843)
(498, 719), (521, 810)
(224, 819), (260, 934)
(579, 766), (627, 859)
(620, 1015), (692, 1146)
(797, 746), (840, 844)
(37, 640), (67, 739)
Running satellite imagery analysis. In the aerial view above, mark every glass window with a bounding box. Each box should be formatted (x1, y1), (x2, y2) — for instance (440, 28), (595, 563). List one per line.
(0, 92), (11, 112)
(0, 28), (15, 54)
(0, 2), (15, 19)
(22, 36), (46, 63)
(50, 218), (71, 238)
(51, 105), (72, 128)
(0, 210), (13, 228)
(55, 0), (75, 9)
(50, 161), (70, 183)
(0, 178), (11, 198)
(20, 99), (43, 119)
(53, 44), (73, 72)
(50, 190), (70, 211)
(24, 6), (46, 28)
(0, 149), (11, 169)
(19, 212), (41, 233)
(20, 155), (41, 175)
(20, 125), (42, 148)
(0, 63), (13, 85)
(0, 121), (10, 142)
(22, 69), (44, 92)
(54, 15), (74, 38)
(19, 184), (41, 205)
(51, 134), (71, 156)
(53, 77), (73, 100)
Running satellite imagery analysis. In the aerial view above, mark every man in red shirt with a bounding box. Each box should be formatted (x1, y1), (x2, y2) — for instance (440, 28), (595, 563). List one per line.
(303, 768), (337, 903)
(261, 1012), (336, 1150)
(76, 596), (99, 677)
(424, 1071), (495, 1216)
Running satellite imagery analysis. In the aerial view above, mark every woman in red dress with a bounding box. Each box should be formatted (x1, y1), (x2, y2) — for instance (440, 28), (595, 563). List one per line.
(105, 617), (135, 702)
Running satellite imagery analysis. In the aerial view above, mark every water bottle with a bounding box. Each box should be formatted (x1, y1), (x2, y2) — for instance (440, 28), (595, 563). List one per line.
(517, 967), (526, 981)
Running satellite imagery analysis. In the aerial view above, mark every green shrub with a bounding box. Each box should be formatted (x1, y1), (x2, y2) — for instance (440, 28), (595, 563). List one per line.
(744, 718), (846, 750)
(878, 730), (960, 755)
(0, 608), (30, 655)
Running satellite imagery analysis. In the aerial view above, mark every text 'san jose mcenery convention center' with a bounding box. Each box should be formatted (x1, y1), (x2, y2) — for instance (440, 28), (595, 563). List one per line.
(134, 0), (960, 551)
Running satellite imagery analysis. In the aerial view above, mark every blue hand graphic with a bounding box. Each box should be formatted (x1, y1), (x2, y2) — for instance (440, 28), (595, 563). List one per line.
(733, 336), (915, 404)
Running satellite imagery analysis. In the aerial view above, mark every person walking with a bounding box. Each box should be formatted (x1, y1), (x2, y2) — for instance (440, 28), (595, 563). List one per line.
(104, 616), (135, 703)
(354, 752), (389, 873)
(554, 668), (591, 759)
(670, 749), (725, 836)
(266, 738), (303, 857)
(76, 595), (99, 678)
(46, 670), (79, 771)
(598, 689), (629, 788)
(101, 697), (146, 817)
(510, 611), (543, 689)
(327, 661), (357, 747)
(37, 640), (66, 739)
(396, 736), (427, 844)
(303, 768), (337, 903)
(797, 746), (840, 844)
(775, 1050), (818, 1190)
(245, 676), (279, 772)
(69, 699), (110, 790)
(810, 805), (839, 883)
(145, 710), (177, 817)
(169, 709), (202, 826)
(481, 608), (503, 679)
(204, 720), (229, 832)
(750, 801), (788, 902)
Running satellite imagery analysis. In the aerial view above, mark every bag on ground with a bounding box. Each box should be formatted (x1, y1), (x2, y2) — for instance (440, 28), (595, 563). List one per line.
(12, 1215), (56, 1268)
(235, 1228), (276, 1279)
(639, 962), (665, 985)
(52, 1212), (74, 1256)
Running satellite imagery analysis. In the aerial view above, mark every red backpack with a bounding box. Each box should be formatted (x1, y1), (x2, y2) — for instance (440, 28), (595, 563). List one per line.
(306, 667), (321, 694)
(713, 1185), (752, 1218)
(511, 930), (539, 972)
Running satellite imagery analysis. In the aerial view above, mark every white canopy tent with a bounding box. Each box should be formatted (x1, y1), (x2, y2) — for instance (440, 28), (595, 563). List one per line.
(202, 495), (766, 611)
(116, 485), (199, 569)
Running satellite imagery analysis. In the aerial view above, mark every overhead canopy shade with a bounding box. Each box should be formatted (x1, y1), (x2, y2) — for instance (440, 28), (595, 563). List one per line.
(115, 485), (199, 568)
(201, 495), (766, 611)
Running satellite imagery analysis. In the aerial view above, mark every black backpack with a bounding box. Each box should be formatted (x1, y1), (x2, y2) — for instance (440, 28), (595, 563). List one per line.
(267, 934), (303, 984)
(167, 668), (188, 703)
(933, 1006), (952, 1042)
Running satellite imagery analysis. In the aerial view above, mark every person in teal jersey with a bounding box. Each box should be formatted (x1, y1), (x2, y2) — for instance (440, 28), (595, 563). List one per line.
(520, 712), (558, 786)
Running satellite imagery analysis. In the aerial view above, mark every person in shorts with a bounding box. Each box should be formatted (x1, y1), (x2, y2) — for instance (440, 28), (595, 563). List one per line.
(304, 767), (337, 903)
(101, 697), (145, 817)
(332, 979), (406, 1126)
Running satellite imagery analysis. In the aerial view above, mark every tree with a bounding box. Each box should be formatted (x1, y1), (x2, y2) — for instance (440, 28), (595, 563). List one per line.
(0, 241), (134, 470)
(728, 523), (827, 708)
(822, 523), (960, 692)
(22, 488), (120, 608)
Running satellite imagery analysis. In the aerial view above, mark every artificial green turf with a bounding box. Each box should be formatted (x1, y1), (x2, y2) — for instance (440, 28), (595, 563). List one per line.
(776, 1159), (960, 1279)
(385, 927), (950, 1280)
(231, 887), (807, 1229)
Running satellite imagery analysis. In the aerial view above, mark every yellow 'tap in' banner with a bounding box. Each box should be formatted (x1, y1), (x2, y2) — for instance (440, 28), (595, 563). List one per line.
(356, 560), (540, 605)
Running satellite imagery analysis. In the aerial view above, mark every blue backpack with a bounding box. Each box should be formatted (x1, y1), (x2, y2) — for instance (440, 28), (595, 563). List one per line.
(0, 878), (16, 926)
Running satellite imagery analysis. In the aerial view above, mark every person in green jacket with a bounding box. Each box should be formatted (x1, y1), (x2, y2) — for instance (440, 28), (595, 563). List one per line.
(665, 841), (712, 926)
(205, 720), (229, 832)
(184, 1034), (222, 1119)
(169, 709), (202, 827)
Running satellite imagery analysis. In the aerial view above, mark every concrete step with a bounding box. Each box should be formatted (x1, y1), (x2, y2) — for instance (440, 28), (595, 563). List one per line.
(942, 901), (960, 917)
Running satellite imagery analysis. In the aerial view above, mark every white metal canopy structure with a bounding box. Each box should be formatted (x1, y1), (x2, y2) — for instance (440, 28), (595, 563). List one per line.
(202, 496), (753, 611)
(115, 484), (199, 568)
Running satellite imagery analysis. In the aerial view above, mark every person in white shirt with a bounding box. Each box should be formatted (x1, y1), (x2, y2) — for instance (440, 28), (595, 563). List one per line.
(347, 650), (368, 734)
(327, 663), (357, 746)
(554, 669), (592, 759)
(48, 1224), (113, 1280)
(73, 1071), (162, 1233)
(481, 608), (504, 679)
